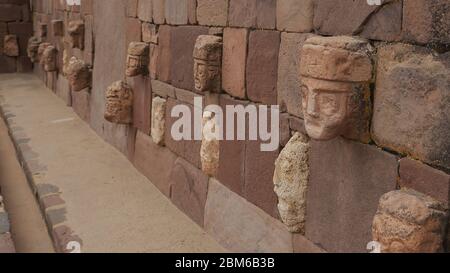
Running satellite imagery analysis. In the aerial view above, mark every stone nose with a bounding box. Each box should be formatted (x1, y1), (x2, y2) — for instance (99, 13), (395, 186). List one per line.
(306, 94), (319, 118)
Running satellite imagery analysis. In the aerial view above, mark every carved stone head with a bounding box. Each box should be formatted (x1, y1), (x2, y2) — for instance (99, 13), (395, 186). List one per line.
(42, 45), (57, 72)
(125, 42), (149, 77)
(67, 20), (84, 50)
(193, 35), (222, 93)
(27, 36), (41, 63)
(67, 57), (91, 92)
(299, 36), (373, 141)
(37, 42), (51, 66)
(104, 81), (133, 124)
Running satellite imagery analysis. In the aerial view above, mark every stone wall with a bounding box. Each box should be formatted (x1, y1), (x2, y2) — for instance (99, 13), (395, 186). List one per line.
(25, 0), (450, 253)
(0, 194), (15, 253)
(0, 0), (33, 73)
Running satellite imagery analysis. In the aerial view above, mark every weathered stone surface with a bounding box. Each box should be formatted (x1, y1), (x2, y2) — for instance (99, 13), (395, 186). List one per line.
(151, 79), (175, 98)
(51, 19), (64, 36)
(0, 233), (15, 253)
(279, 113), (290, 147)
(256, 0), (276, 29)
(193, 35), (222, 93)
(165, 0), (188, 25)
(151, 96), (166, 145)
(42, 45), (57, 72)
(228, 0), (257, 28)
(277, 0), (313, 32)
(197, 0), (228, 27)
(246, 30), (280, 105)
(201, 111), (219, 177)
(137, 0), (152, 22)
(142, 23), (158, 44)
(104, 80), (133, 124)
(403, 0), (450, 45)
(373, 189), (448, 253)
(170, 157), (209, 227)
(204, 178), (293, 252)
(170, 25), (208, 91)
(305, 137), (398, 252)
(293, 234), (326, 253)
(299, 36), (373, 142)
(3, 35), (19, 57)
(130, 76), (152, 134)
(152, 0), (165, 24)
(125, 17), (142, 46)
(277, 32), (313, 118)
(156, 25), (172, 83)
(71, 88), (90, 123)
(126, 42), (149, 77)
(222, 28), (247, 99)
(372, 44), (450, 170)
(360, 0), (403, 42)
(149, 43), (158, 79)
(67, 57), (91, 92)
(399, 158), (450, 205)
(68, 20), (84, 50)
(273, 133), (310, 233)
(133, 131), (177, 197)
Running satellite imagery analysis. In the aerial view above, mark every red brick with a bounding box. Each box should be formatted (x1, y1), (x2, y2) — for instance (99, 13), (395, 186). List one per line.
(399, 158), (450, 205)
(170, 157), (209, 227)
(246, 30), (280, 105)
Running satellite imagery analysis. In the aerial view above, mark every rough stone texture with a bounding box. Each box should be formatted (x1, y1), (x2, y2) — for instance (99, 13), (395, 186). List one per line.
(170, 26), (208, 91)
(201, 111), (219, 177)
(245, 138), (280, 219)
(246, 30), (280, 105)
(399, 158), (450, 205)
(165, 0), (188, 25)
(104, 80), (133, 125)
(170, 157), (209, 227)
(133, 131), (177, 197)
(277, 32), (313, 117)
(403, 0), (450, 45)
(126, 0), (138, 17)
(152, 0), (165, 24)
(67, 57), (91, 92)
(3, 34), (19, 57)
(228, 0), (275, 29)
(277, 0), (313, 32)
(372, 189), (448, 253)
(156, 25), (172, 83)
(151, 79), (175, 98)
(126, 42), (149, 77)
(222, 28), (247, 99)
(273, 133), (310, 233)
(197, 0), (228, 27)
(130, 76), (152, 134)
(313, 0), (402, 41)
(142, 23), (158, 44)
(42, 45), (57, 72)
(151, 96), (166, 145)
(305, 137), (398, 252)
(193, 35), (222, 93)
(204, 178), (293, 253)
(137, 0), (152, 22)
(372, 44), (450, 170)
(68, 20), (84, 50)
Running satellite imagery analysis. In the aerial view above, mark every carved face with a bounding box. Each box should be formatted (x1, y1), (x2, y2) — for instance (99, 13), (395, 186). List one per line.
(42, 45), (57, 72)
(67, 57), (90, 92)
(38, 42), (51, 65)
(68, 20), (84, 49)
(194, 59), (220, 92)
(300, 77), (353, 140)
(104, 81), (133, 124)
(27, 37), (41, 63)
(125, 42), (149, 77)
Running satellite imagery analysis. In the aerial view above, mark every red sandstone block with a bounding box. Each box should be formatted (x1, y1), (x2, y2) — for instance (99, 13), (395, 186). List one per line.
(130, 76), (152, 134)
(126, 17), (141, 46)
(126, 0), (138, 18)
(222, 28), (247, 99)
(246, 30), (280, 105)
(40, 194), (65, 210)
(170, 157), (209, 227)
(399, 158), (450, 205)
(156, 25), (172, 83)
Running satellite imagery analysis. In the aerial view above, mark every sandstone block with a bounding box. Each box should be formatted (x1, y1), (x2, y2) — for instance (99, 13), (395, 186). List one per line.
(277, 0), (313, 32)
(196, 0), (228, 27)
(137, 0), (153, 22)
(165, 0), (188, 25)
(222, 28), (247, 99)
(152, 0), (165, 24)
(151, 96), (166, 145)
(3, 35), (19, 57)
(156, 25), (172, 83)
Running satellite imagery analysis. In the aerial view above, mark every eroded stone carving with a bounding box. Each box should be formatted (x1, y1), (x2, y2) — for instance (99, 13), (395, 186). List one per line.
(42, 45), (57, 72)
(67, 57), (91, 92)
(27, 36), (41, 63)
(125, 42), (149, 77)
(4, 35), (19, 57)
(62, 49), (70, 76)
(193, 35), (223, 93)
(273, 132), (310, 233)
(38, 42), (51, 65)
(201, 111), (220, 177)
(68, 20), (84, 50)
(104, 81), (133, 124)
(299, 36), (373, 141)
(151, 96), (166, 145)
(372, 189), (448, 253)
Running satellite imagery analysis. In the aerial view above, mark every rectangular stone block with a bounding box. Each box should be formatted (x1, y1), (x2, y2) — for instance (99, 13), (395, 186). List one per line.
(156, 25), (172, 83)
(277, 0), (313, 32)
(71, 89), (90, 123)
(204, 178), (293, 253)
(138, 0), (153, 22)
(305, 137), (398, 252)
(134, 131), (177, 197)
(126, 17), (142, 45)
(277, 32), (313, 118)
(170, 157), (209, 227)
(165, 0), (188, 25)
(229, 0), (275, 29)
(399, 158), (450, 205)
(246, 30), (280, 105)
(151, 79), (176, 98)
(170, 25), (208, 91)
(152, 0), (165, 24)
(222, 28), (247, 99)
(0, 4), (21, 22)
(126, 0), (138, 17)
(197, 0), (228, 26)
(130, 76), (152, 134)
